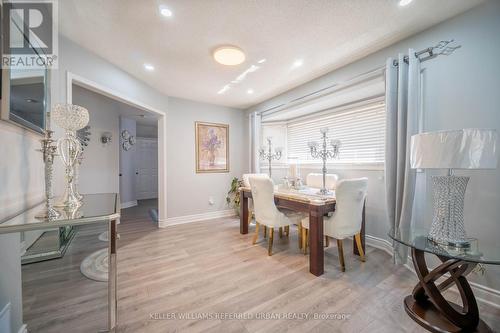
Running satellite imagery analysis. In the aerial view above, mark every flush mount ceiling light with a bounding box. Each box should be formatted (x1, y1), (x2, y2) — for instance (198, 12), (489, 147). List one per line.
(159, 5), (173, 17)
(213, 46), (246, 66)
(399, 0), (413, 6)
(144, 63), (155, 71)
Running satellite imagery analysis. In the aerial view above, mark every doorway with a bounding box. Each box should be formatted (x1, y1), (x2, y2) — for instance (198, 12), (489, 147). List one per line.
(66, 72), (167, 226)
(135, 138), (158, 200)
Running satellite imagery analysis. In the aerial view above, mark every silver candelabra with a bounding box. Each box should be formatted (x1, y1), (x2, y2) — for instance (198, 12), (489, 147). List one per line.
(308, 128), (341, 195)
(36, 130), (60, 220)
(259, 137), (282, 177)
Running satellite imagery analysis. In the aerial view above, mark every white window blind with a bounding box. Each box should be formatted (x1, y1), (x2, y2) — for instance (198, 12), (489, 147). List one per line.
(287, 102), (385, 164)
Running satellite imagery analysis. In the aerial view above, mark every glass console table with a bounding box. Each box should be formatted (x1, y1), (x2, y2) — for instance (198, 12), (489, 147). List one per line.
(389, 226), (500, 333)
(0, 193), (120, 332)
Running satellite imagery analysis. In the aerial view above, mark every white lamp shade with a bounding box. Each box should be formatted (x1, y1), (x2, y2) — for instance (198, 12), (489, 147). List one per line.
(410, 129), (498, 169)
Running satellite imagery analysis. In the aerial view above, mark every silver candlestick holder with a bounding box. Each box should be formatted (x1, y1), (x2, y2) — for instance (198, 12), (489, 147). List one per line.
(259, 137), (282, 177)
(308, 128), (341, 195)
(36, 130), (60, 220)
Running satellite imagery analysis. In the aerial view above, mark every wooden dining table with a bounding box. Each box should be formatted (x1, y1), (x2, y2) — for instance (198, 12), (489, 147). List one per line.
(239, 186), (365, 277)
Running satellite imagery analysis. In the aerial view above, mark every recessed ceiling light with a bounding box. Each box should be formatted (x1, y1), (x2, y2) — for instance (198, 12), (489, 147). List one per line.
(159, 5), (173, 17)
(257, 59), (266, 64)
(144, 63), (155, 71)
(213, 46), (246, 66)
(398, 0), (413, 6)
(247, 89), (254, 94)
(292, 59), (304, 69)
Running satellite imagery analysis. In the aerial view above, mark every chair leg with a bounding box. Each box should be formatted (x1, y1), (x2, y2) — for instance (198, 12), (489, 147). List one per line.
(355, 233), (366, 262)
(337, 239), (345, 272)
(279, 227), (283, 238)
(302, 228), (308, 255)
(325, 236), (330, 247)
(263, 226), (267, 238)
(284, 225), (289, 237)
(252, 222), (260, 245)
(298, 224), (303, 249)
(268, 228), (274, 256)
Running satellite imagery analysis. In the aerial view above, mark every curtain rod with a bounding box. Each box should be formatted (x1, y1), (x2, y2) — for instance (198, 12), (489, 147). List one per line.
(393, 39), (461, 66)
(256, 39), (461, 116)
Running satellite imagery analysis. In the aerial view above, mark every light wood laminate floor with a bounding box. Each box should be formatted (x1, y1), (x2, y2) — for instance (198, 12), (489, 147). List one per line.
(22, 201), (500, 332)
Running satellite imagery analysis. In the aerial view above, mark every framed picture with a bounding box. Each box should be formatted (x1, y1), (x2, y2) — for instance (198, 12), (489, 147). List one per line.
(195, 121), (229, 173)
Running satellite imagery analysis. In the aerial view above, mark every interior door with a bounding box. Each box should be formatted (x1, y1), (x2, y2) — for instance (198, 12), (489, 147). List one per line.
(135, 138), (158, 200)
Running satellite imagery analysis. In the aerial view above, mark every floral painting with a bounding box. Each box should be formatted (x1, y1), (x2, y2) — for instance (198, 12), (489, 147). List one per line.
(195, 122), (229, 173)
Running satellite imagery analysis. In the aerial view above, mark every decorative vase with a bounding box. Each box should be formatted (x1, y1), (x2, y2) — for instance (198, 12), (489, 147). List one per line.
(51, 104), (89, 208)
(208, 150), (216, 166)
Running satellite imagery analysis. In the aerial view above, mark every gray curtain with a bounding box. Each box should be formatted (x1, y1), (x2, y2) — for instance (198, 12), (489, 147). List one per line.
(385, 50), (420, 264)
(249, 112), (262, 173)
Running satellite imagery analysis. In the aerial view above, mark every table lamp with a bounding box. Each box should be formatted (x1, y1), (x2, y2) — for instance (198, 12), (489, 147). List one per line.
(410, 129), (497, 248)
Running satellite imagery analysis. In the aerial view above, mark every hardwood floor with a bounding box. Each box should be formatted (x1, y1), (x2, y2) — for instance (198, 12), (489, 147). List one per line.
(22, 201), (500, 332)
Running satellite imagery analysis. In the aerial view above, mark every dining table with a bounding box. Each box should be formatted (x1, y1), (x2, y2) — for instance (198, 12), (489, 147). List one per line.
(239, 185), (365, 276)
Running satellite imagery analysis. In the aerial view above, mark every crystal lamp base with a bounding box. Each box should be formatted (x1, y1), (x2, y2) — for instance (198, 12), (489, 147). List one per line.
(428, 175), (470, 248)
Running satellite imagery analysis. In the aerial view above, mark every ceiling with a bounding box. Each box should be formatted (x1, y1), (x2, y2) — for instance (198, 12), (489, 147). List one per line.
(59, 0), (484, 110)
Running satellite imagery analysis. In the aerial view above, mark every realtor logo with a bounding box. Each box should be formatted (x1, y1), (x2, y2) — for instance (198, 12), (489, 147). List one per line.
(2, 0), (58, 69)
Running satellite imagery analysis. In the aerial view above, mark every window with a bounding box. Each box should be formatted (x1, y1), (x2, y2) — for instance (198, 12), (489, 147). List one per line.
(286, 102), (385, 164)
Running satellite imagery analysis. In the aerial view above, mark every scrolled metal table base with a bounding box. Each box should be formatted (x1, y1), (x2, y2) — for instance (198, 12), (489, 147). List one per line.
(405, 248), (493, 332)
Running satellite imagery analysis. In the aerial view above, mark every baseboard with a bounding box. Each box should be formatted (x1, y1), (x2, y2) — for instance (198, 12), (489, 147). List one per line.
(365, 234), (393, 256)
(120, 200), (138, 209)
(469, 281), (500, 309)
(159, 209), (237, 227)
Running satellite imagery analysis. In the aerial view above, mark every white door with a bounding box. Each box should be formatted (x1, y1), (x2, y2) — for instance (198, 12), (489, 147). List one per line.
(135, 138), (158, 200)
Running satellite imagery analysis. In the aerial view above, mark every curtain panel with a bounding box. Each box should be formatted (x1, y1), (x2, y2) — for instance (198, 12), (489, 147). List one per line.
(249, 112), (262, 173)
(385, 50), (420, 264)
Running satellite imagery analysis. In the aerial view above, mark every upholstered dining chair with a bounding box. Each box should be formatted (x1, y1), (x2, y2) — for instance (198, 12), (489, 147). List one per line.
(242, 173), (269, 226)
(301, 178), (368, 271)
(249, 176), (305, 256)
(306, 173), (338, 190)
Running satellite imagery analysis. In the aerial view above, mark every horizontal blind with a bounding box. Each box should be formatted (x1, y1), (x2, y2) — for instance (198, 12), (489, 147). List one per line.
(287, 103), (385, 164)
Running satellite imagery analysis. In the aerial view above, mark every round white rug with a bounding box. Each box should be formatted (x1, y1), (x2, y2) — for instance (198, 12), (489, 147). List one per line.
(98, 231), (108, 242)
(80, 248), (108, 282)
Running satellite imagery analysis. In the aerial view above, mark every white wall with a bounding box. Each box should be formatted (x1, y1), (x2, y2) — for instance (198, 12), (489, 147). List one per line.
(72, 85), (120, 195)
(248, 1), (500, 294)
(119, 117), (137, 205)
(166, 97), (246, 218)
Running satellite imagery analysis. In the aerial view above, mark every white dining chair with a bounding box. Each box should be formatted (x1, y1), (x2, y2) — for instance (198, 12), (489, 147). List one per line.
(242, 173), (269, 226)
(301, 178), (368, 271)
(306, 173), (338, 190)
(249, 176), (305, 256)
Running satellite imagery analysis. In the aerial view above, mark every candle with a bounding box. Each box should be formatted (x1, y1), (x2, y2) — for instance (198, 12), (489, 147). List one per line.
(289, 163), (297, 179)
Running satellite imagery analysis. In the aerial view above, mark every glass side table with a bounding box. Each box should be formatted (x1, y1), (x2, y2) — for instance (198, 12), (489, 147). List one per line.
(389, 226), (499, 333)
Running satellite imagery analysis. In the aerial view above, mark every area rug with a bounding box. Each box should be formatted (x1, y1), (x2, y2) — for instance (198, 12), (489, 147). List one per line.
(98, 231), (108, 242)
(80, 248), (108, 282)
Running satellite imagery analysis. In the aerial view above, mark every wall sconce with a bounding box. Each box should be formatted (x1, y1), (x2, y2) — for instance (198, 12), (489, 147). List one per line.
(101, 132), (112, 145)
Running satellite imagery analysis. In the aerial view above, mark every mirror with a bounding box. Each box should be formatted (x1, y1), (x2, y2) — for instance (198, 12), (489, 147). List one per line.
(1, 67), (48, 134)
(0, 2), (50, 134)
